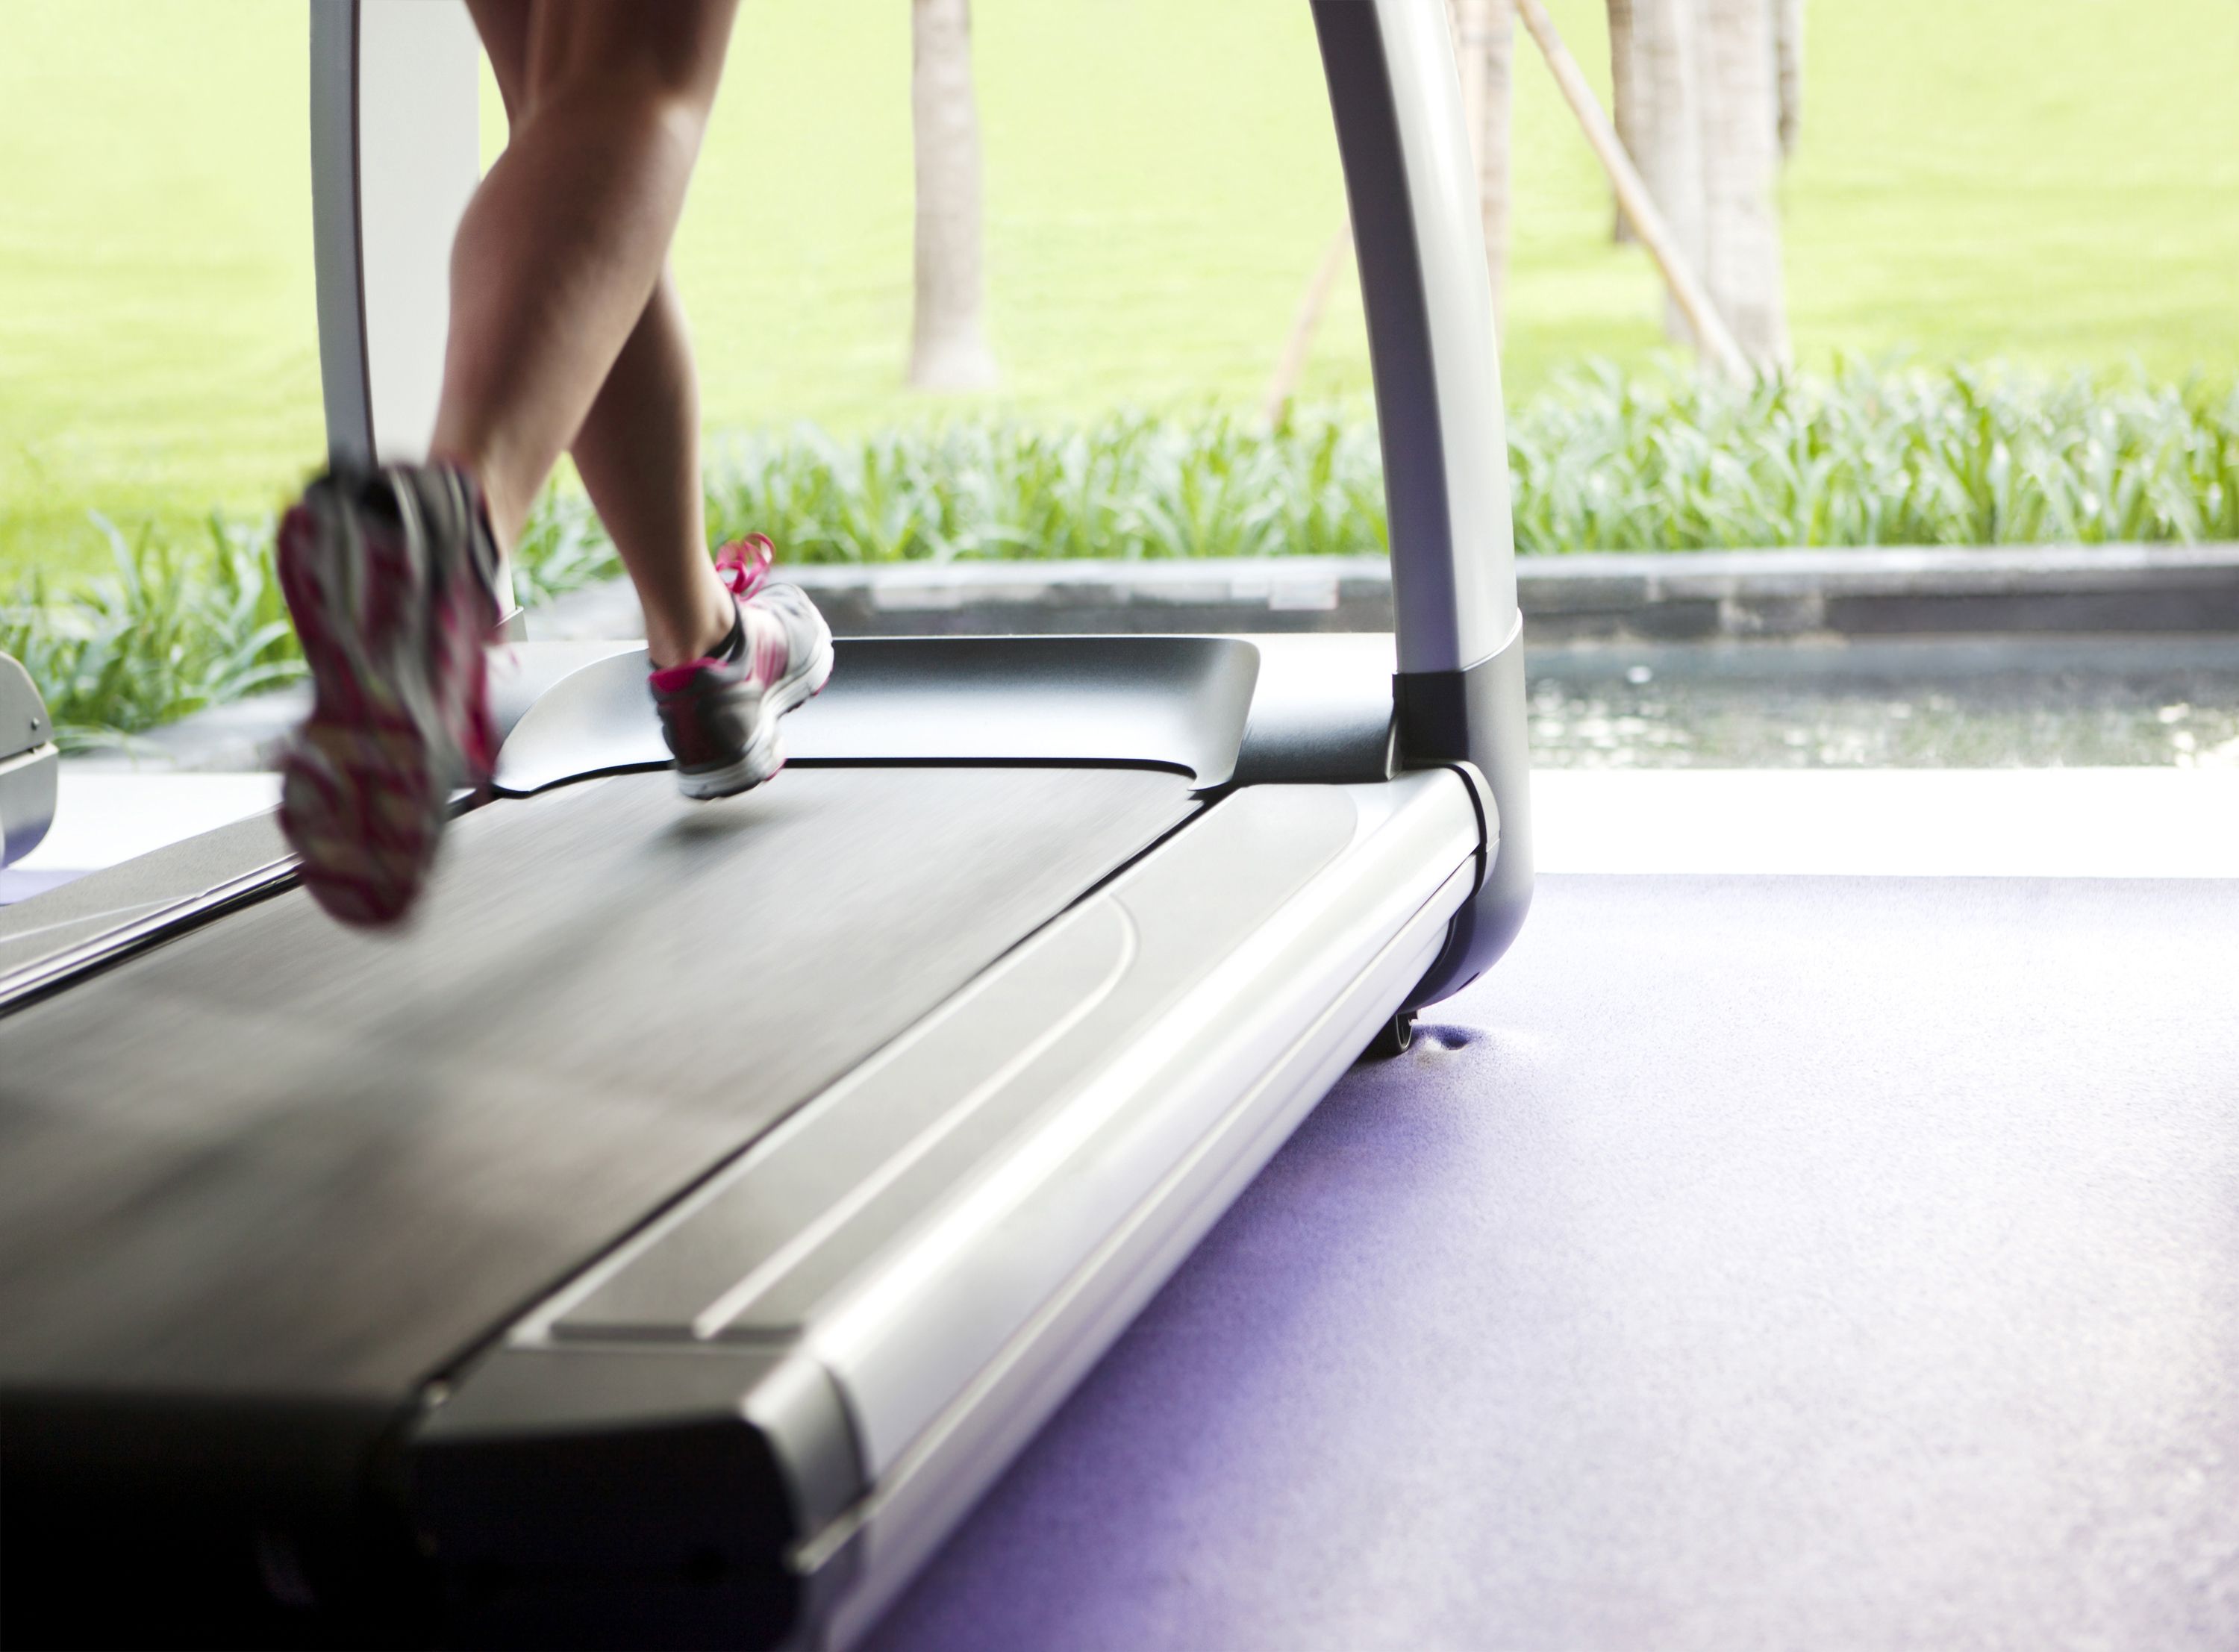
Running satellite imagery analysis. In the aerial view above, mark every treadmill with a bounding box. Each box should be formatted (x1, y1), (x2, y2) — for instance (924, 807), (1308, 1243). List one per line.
(0, 2), (1532, 1645)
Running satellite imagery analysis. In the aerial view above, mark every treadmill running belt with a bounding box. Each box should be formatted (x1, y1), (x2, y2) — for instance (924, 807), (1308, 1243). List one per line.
(0, 766), (1193, 1401)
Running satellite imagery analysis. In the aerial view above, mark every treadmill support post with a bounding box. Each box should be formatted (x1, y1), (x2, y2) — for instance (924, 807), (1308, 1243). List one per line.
(1311, 0), (1534, 1002)
(307, 0), (522, 631)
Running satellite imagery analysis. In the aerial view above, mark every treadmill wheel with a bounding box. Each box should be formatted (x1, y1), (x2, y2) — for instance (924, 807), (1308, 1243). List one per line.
(1364, 1010), (1415, 1060)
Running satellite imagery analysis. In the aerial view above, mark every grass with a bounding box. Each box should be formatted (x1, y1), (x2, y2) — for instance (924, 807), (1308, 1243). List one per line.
(19, 361), (2233, 745)
(3, 0), (2237, 583)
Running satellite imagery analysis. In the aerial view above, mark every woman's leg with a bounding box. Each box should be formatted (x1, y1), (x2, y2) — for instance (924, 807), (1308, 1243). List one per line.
(463, 1), (733, 669)
(572, 275), (731, 669)
(281, 0), (816, 926)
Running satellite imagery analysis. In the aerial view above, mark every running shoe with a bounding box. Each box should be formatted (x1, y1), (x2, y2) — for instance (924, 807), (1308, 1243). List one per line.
(275, 463), (504, 927)
(648, 534), (834, 801)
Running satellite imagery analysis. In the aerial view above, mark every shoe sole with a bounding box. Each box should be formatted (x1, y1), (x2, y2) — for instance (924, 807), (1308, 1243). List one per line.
(675, 631), (836, 801)
(276, 478), (494, 926)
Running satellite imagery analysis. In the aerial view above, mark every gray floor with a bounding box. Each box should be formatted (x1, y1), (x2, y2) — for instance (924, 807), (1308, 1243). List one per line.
(871, 872), (2239, 1652)
(0, 766), (1192, 1398)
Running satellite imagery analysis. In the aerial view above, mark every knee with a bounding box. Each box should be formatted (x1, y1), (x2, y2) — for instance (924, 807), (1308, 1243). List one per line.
(631, 79), (718, 160)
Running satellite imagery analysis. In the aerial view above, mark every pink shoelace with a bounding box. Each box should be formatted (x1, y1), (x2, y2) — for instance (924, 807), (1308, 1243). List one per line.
(715, 532), (776, 601)
(646, 534), (782, 693)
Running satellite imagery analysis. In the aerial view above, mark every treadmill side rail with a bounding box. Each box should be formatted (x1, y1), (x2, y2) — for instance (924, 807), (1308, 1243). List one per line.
(823, 830), (1479, 1650)
(427, 771), (1482, 1648)
(0, 813), (295, 1015)
(805, 775), (1478, 1474)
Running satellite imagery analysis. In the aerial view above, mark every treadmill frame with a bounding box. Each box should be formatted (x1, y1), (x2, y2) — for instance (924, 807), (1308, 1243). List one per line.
(308, 1), (1534, 1642)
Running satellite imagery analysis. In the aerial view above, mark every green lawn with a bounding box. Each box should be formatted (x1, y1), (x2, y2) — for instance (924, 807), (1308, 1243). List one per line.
(3, 0), (2235, 583)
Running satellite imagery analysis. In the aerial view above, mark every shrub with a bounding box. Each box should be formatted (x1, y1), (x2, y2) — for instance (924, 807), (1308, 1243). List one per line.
(1, 513), (302, 751)
(1505, 360), (2239, 551)
(7, 361), (2235, 742)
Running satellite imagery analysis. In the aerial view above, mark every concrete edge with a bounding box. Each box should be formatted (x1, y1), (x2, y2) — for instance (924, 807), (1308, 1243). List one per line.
(81, 544), (2239, 774)
(537, 542), (2239, 644)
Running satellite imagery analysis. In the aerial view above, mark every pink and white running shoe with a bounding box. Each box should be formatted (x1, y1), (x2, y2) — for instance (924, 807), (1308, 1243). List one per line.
(275, 463), (504, 927)
(648, 534), (834, 801)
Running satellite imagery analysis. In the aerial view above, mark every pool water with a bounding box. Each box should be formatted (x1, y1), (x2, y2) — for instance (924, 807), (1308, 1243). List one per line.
(1525, 638), (2239, 769)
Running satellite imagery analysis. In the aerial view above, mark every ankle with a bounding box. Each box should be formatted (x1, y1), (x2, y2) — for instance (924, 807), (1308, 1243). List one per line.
(645, 597), (737, 671)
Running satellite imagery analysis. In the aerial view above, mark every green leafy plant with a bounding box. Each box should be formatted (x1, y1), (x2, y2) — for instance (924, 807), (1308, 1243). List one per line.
(1505, 360), (2239, 551)
(1, 512), (302, 751)
(9, 361), (2235, 742)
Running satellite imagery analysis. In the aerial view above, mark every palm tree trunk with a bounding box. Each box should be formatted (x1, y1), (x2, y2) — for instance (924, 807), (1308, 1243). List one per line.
(1774, 0), (1805, 160)
(1449, 0), (1490, 135)
(1448, 0), (1518, 322)
(908, 0), (997, 391)
(1516, 0), (1746, 378)
(1697, 0), (1790, 364)
(1476, 0), (1518, 321)
(1632, 0), (1706, 344)
(1607, 0), (1640, 242)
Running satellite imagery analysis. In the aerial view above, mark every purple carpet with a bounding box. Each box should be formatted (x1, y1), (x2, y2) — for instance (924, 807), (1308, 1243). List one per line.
(866, 873), (2239, 1652)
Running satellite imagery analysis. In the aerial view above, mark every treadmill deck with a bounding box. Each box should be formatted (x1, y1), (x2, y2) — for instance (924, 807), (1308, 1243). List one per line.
(0, 766), (1193, 1401)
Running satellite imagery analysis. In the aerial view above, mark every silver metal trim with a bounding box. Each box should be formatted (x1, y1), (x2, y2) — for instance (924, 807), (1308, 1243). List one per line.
(817, 856), (1476, 1648)
(0, 854), (297, 1016)
(812, 775), (1476, 1474)
(690, 913), (1140, 1340)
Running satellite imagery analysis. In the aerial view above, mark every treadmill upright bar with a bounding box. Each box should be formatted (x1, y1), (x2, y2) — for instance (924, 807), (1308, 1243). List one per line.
(1311, 0), (1516, 678)
(1311, 0), (1534, 998)
(307, 0), (480, 470)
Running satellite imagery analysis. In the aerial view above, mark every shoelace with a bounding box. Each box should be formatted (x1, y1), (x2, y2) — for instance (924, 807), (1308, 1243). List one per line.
(714, 532), (777, 601)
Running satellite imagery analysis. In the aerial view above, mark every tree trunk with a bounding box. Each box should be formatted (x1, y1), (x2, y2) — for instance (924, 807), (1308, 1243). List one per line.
(1447, 0), (1518, 322)
(1697, 0), (1789, 364)
(1516, 0), (1747, 378)
(908, 0), (997, 391)
(1448, 0), (1489, 137)
(1631, 0), (1706, 344)
(1477, 0), (1517, 321)
(1774, 0), (1804, 160)
(1607, 0), (1640, 242)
